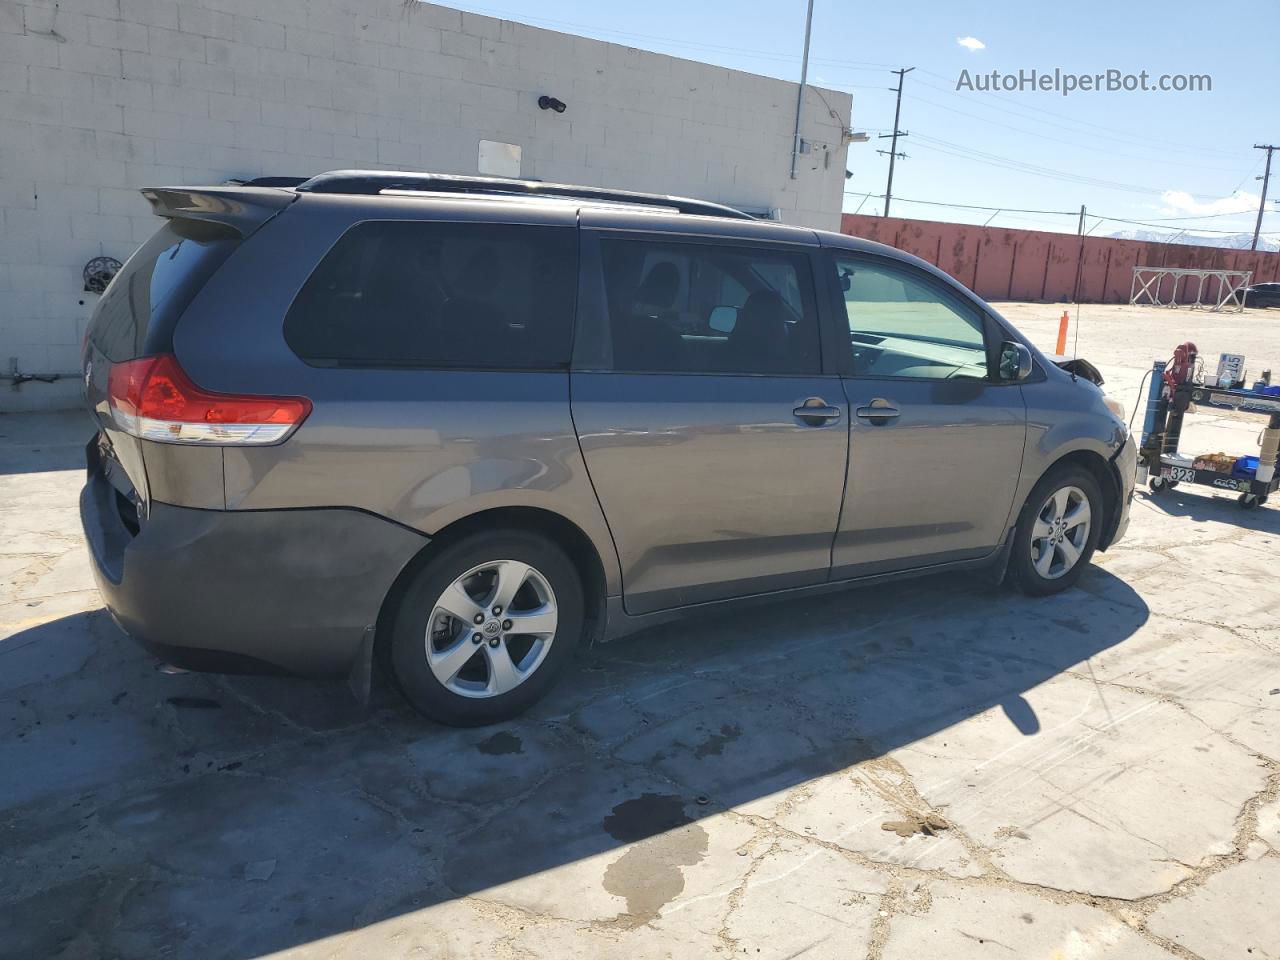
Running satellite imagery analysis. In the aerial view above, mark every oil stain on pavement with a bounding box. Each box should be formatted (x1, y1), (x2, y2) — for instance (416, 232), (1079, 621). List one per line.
(601, 794), (709, 928)
(475, 731), (523, 755)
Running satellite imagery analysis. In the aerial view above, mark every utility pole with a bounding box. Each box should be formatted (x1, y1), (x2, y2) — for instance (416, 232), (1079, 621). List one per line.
(878, 67), (913, 216)
(1071, 204), (1087, 304)
(787, 0), (815, 181)
(1252, 144), (1276, 251)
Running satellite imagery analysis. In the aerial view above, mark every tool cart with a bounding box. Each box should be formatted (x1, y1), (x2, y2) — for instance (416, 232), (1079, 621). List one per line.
(1139, 343), (1280, 509)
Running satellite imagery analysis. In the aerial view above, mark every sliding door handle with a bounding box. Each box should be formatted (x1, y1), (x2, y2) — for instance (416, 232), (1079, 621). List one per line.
(793, 398), (842, 425)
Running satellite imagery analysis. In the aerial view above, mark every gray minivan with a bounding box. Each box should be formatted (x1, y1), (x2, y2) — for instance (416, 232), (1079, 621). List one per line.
(80, 171), (1135, 725)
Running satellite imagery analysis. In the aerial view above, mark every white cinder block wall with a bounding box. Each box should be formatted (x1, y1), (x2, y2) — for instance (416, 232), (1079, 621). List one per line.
(0, 0), (852, 410)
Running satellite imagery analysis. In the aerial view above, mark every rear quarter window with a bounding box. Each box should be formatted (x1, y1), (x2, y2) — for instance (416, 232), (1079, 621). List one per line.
(283, 220), (578, 369)
(89, 220), (241, 362)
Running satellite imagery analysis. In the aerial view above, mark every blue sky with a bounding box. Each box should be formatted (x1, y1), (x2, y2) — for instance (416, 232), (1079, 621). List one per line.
(446, 0), (1279, 237)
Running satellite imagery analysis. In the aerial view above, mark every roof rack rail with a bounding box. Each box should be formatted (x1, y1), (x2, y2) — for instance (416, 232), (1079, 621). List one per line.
(293, 170), (754, 221)
(224, 176), (310, 188)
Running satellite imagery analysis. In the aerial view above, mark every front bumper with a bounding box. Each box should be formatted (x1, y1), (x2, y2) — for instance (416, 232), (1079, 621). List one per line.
(80, 467), (428, 676)
(1103, 433), (1137, 549)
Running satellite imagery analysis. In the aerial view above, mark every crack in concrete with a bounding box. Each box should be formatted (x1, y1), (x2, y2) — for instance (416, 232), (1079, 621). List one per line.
(714, 833), (779, 954)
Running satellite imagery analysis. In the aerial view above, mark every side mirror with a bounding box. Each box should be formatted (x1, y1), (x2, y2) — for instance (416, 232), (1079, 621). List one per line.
(708, 305), (738, 333)
(999, 341), (1033, 382)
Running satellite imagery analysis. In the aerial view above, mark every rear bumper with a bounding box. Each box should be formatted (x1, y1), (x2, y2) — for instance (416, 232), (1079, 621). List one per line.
(80, 469), (428, 676)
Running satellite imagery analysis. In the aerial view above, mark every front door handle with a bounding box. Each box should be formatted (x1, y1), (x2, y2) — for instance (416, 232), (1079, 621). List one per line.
(793, 397), (842, 426)
(855, 399), (901, 424)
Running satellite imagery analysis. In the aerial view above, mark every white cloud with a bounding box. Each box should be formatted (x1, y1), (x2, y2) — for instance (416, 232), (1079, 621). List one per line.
(1159, 189), (1259, 216)
(956, 36), (986, 52)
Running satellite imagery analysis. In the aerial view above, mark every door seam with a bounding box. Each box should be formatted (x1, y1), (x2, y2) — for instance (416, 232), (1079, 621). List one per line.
(827, 376), (854, 581)
(566, 370), (627, 606)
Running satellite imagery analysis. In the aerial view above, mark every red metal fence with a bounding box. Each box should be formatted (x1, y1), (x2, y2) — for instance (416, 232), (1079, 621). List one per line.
(840, 214), (1280, 304)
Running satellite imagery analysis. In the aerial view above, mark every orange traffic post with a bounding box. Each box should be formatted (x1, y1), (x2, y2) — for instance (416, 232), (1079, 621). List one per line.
(1055, 310), (1069, 355)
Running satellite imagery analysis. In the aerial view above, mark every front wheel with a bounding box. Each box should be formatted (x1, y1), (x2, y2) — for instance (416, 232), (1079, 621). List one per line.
(388, 530), (584, 726)
(1008, 466), (1103, 596)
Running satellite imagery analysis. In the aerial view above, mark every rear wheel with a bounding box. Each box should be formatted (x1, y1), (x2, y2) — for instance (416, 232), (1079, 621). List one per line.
(1008, 465), (1103, 596)
(388, 530), (584, 726)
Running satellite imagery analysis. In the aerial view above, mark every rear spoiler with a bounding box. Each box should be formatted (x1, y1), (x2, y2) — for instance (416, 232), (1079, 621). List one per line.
(140, 186), (296, 237)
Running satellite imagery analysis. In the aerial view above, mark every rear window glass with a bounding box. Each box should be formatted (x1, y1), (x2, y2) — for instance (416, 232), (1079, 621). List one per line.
(283, 221), (578, 369)
(89, 219), (240, 362)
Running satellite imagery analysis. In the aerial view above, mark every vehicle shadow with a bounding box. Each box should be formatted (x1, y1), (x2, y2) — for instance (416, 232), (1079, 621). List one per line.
(0, 412), (92, 475)
(1139, 486), (1280, 533)
(0, 567), (1149, 959)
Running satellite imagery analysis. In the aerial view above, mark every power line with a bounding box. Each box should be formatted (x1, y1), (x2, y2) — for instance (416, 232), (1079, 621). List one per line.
(1228, 157), (1265, 196)
(902, 90), (1246, 175)
(1127, 208), (1260, 223)
(909, 135), (1170, 195)
(828, 64), (1258, 205)
(902, 135), (1264, 211)
(842, 190), (1075, 216)
(1088, 215), (1258, 235)
(909, 68), (1245, 161)
(841, 190), (1268, 235)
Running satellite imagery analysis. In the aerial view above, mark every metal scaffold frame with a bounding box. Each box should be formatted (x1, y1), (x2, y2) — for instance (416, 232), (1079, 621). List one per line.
(1129, 266), (1252, 312)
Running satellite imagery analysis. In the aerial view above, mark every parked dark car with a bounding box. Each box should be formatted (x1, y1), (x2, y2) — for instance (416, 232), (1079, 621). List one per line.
(1244, 282), (1280, 308)
(80, 171), (1135, 725)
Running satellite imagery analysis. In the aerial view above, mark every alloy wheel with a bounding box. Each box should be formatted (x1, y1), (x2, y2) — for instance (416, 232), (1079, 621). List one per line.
(424, 560), (558, 698)
(1030, 485), (1091, 580)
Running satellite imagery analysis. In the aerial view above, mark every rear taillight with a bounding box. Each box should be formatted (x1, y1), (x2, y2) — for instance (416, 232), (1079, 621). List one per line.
(107, 354), (311, 445)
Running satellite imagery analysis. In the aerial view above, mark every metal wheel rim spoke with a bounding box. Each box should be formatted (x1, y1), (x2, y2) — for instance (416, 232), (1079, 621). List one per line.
(490, 560), (532, 612)
(483, 643), (522, 695)
(1062, 498), (1091, 531)
(1030, 485), (1091, 580)
(425, 559), (558, 699)
(429, 633), (481, 686)
(1033, 543), (1055, 577)
(504, 606), (557, 637)
(1051, 488), (1069, 519)
(435, 581), (486, 625)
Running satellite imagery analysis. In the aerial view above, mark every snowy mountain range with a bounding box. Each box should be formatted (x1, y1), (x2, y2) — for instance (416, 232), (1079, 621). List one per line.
(1106, 229), (1280, 253)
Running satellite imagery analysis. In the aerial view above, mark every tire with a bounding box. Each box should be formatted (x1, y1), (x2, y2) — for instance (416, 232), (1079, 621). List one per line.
(388, 529), (584, 726)
(1008, 465), (1104, 597)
